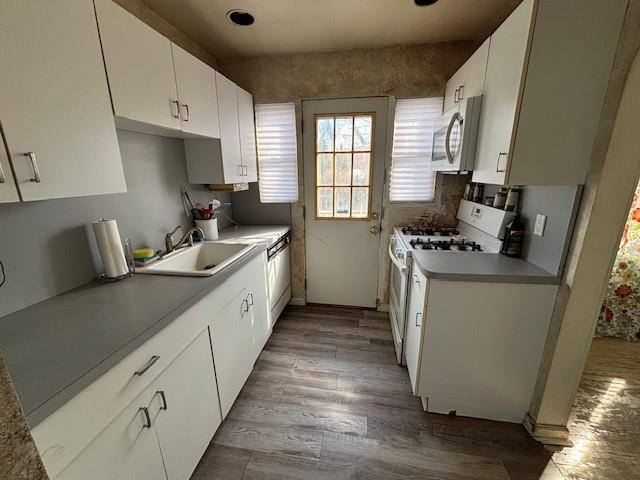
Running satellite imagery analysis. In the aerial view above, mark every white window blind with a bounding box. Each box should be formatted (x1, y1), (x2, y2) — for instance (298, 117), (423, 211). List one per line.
(255, 102), (299, 203)
(389, 97), (442, 202)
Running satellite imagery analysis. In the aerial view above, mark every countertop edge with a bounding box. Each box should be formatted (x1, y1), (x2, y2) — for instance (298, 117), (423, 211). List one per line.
(25, 243), (266, 427)
(414, 263), (561, 285)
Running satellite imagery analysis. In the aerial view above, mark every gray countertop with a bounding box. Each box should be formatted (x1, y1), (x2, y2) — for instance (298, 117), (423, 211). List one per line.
(411, 250), (559, 284)
(0, 243), (266, 427)
(215, 225), (290, 246)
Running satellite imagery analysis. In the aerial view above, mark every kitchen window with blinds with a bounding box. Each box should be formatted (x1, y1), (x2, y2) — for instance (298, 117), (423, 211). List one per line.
(389, 97), (442, 202)
(255, 102), (299, 203)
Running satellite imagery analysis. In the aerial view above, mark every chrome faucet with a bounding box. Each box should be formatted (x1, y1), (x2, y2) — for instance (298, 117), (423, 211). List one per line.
(165, 225), (204, 254)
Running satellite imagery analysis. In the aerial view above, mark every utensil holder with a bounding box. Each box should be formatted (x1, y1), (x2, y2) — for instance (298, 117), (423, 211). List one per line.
(196, 218), (218, 240)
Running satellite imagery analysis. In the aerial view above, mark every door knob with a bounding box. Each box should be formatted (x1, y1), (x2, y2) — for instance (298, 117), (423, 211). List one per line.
(369, 225), (379, 235)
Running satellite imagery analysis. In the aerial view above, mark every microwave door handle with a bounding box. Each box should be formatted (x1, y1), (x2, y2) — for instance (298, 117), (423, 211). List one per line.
(388, 242), (407, 272)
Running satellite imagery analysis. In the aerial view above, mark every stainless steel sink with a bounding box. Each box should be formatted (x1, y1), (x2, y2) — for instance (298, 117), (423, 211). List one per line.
(136, 242), (256, 277)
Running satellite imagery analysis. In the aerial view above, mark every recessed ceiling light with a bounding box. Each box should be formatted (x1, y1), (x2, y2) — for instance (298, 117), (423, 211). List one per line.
(414, 0), (439, 5)
(227, 9), (255, 26)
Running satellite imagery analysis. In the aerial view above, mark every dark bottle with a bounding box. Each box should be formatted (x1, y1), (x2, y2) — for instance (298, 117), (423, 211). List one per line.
(501, 217), (525, 258)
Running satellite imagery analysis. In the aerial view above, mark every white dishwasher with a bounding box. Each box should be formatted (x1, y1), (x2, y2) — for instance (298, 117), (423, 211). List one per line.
(267, 231), (291, 325)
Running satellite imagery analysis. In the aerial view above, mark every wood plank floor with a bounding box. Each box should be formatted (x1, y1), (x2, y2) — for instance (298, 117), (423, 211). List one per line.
(191, 305), (560, 480)
(552, 337), (640, 479)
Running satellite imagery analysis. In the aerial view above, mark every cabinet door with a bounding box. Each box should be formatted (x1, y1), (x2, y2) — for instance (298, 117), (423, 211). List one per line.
(152, 330), (222, 480)
(95, 0), (180, 132)
(215, 73), (244, 184)
(472, 0), (534, 185)
(56, 387), (167, 480)
(0, 135), (20, 203)
(171, 44), (221, 138)
(246, 252), (271, 352)
(209, 288), (252, 416)
(443, 68), (464, 113)
(237, 87), (258, 182)
(405, 267), (427, 395)
(457, 38), (490, 103)
(0, 0), (125, 201)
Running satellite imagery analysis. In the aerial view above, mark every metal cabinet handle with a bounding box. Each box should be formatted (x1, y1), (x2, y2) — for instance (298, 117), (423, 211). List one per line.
(134, 355), (160, 376)
(458, 85), (464, 101)
(413, 274), (420, 284)
(248, 292), (254, 306)
(496, 152), (508, 173)
(180, 103), (190, 122)
(0, 162), (5, 184)
(243, 165), (248, 176)
(170, 99), (180, 119)
(241, 298), (249, 315)
(454, 88), (459, 103)
(237, 164), (244, 176)
(139, 406), (152, 429)
(415, 312), (422, 327)
(156, 390), (168, 411)
(24, 152), (41, 183)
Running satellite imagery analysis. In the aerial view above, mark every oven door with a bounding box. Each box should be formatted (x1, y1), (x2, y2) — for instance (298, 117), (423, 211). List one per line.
(388, 235), (410, 364)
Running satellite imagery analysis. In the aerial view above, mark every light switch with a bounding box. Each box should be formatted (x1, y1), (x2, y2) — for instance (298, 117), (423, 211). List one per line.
(534, 214), (547, 236)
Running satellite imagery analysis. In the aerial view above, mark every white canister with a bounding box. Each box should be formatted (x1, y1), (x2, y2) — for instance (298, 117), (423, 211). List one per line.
(196, 218), (218, 240)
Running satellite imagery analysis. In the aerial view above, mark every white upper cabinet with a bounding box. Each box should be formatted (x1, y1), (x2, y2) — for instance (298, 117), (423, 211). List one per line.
(443, 38), (490, 113)
(0, 137), (20, 203)
(473, 0), (533, 185)
(0, 0), (126, 201)
(472, 0), (627, 185)
(216, 73), (244, 183)
(95, 0), (181, 132)
(237, 87), (258, 182)
(185, 73), (258, 186)
(171, 43), (221, 138)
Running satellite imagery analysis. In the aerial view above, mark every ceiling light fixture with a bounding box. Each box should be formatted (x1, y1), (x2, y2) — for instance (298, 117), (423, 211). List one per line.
(227, 9), (255, 26)
(414, 0), (439, 5)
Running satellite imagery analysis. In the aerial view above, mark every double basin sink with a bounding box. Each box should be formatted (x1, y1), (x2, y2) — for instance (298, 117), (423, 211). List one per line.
(136, 242), (256, 277)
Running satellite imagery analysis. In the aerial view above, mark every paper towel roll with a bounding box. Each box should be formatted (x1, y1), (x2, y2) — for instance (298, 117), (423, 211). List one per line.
(92, 218), (129, 278)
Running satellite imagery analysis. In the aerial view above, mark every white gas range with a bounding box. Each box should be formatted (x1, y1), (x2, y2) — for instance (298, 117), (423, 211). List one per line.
(388, 200), (515, 364)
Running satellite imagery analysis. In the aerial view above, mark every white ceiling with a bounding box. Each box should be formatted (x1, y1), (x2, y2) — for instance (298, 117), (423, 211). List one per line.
(142, 0), (521, 59)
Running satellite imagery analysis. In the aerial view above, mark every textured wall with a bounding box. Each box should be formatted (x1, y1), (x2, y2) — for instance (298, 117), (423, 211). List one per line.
(0, 354), (49, 480)
(218, 41), (479, 303)
(113, 0), (217, 68)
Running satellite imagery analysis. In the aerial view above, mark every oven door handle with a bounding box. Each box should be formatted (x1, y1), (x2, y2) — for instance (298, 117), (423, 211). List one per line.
(388, 242), (407, 272)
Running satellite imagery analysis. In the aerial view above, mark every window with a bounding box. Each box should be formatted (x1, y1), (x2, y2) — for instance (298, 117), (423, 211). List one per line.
(389, 97), (442, 202)
(255, 103), (298, 203)
(315, 114), (374, 219)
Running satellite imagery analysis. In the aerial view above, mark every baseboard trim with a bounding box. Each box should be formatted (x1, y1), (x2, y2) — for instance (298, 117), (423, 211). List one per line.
(523, 413), (573, 447)
(288, 297), (306, 306)
(377, 303), (389, 313)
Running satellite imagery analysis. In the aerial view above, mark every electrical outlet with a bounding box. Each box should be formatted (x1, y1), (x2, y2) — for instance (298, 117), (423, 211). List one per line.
(534, 214), (547, 236)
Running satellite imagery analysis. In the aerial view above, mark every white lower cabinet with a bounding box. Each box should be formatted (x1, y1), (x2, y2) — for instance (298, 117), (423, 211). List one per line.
(405, 262), (427, 394)
(151, 330), (221, 480)
(55, 330), (220, 480)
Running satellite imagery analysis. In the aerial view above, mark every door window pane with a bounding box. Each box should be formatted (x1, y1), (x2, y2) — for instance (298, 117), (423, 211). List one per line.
(335, 153), (352, 186)
(335, 117), (353, 152)
(335, 187), (351, 217)
(316, 117), (334, 152)
(352, 187), (369, 218)
(314, 114), (373, 219)
(354, 116), (372, 151)
(352, 153), (370, 186)
(317, 154), (334, 186)
(317, 187), (333, 217)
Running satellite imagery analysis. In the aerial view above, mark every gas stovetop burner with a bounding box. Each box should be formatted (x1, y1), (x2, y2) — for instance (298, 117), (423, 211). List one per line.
(409, 238), (483, 252)
(402, 226), (460, 236)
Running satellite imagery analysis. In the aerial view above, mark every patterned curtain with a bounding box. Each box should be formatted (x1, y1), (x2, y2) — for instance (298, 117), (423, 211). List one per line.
(596, 180), (640, 341)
